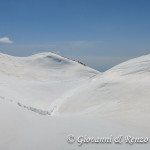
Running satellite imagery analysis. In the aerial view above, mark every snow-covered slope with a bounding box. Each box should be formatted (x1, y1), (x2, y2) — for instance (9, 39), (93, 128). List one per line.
(1, 101), (147, 150)
(0, 52), (150, 150)
(59, 54), (150, 132)
(0, 52), (99, 115)
(0, 52), (99, 80)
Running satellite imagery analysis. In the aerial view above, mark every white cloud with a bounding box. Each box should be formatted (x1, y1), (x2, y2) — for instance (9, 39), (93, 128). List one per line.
(0, 37), (13, 44)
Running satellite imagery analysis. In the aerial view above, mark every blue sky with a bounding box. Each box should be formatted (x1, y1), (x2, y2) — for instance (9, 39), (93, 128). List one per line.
(0, 0), (150, 71)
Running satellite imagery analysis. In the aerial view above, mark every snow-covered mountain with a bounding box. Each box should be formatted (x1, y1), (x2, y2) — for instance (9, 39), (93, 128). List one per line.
(59, 54), (150, 131)
(0, 52), (99, 80)
(0, 52), (99, 115)
(0, 52), (150, 150)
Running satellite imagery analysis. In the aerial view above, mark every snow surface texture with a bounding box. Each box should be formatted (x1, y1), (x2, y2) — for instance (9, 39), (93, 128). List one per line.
(0, 52), (150, 150)
(0, 52), (99, 115)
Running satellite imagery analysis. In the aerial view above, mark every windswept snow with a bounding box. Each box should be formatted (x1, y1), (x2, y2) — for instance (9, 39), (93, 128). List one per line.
(0, 52), (99, 80)
(59, 54), (150, 132)
(0, 52), (99, 114)
(0, 52), (150, 150)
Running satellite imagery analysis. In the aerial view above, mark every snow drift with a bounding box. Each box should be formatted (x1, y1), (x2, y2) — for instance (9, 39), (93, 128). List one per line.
(0, 52), (150, 150)
(59, 54), (150, 131)
(0, 52), (99, 115)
